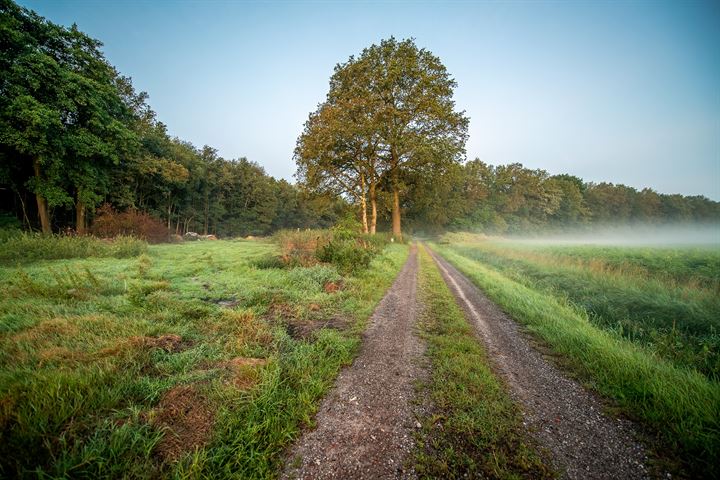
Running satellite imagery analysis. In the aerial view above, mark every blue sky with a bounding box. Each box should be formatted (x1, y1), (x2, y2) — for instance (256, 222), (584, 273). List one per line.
(19, 0), (720, 200)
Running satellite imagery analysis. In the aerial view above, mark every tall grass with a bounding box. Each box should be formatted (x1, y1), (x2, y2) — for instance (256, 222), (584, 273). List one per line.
(0, 231), (147, 265)
(432, 243), (720, 477)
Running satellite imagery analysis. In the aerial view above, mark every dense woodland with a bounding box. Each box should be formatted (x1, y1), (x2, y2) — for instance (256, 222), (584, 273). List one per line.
(1, 1), (718, 238)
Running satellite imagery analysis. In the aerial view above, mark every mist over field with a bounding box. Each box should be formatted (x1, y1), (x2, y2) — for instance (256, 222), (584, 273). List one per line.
(507, 223), (720, 247)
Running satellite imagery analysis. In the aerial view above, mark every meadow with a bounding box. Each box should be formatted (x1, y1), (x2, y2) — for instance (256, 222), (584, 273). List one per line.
(0, 234), (407, 478)
(433, 233), (720, 475)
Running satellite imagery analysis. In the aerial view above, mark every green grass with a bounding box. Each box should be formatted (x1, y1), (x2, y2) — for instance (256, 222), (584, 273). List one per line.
(414, 245), (554, 479)
(431, 241), (720, 477)
(442, 239), (720, 380)
(527, 243), (720, 288)
(0, 238), (408, 478)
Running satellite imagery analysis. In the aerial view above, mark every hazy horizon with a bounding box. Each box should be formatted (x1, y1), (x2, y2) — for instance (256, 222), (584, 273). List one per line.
(504, 223), (720, 246)
(18, 0), (720, 201)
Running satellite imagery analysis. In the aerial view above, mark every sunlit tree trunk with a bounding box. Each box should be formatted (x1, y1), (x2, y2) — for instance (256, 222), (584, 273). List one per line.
(360, 172), (369, 233)
(76, 199), (86, 235)
(33, 158), (51, 234)
(390, 160), (401, 241)
(369, 179), (377, 235)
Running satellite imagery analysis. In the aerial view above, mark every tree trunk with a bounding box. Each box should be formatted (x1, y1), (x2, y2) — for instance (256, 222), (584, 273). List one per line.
(391, 167), (401, 241)
(203, 189), (209, 235)
(33, 158), (51, 234)
(76, 199), (86, 235)
(369, 179), (377, 235)
(360, 172), (368, 234)
(17, 190), (32, 230)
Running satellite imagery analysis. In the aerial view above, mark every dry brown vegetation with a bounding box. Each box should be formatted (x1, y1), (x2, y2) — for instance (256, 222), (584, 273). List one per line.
(151, 385), (215, 463)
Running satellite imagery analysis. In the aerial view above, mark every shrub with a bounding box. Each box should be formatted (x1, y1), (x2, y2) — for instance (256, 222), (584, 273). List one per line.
(274, 229), (332, 267)
(107, 235), (148, 258)
(91, 204), (169, 243)
(273, 224), (390, 274)
(317, 238), (376, 274)
(319, 220), (390, 274)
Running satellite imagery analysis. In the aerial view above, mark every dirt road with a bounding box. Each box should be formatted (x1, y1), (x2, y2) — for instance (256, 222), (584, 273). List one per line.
(427, 247), (651, 479)
(282, 244), (652, 479)
(282, 246), (425, 480)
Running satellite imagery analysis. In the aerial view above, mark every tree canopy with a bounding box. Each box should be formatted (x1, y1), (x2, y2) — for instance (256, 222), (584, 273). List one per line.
(0, 0), (343, 236)
(295, 37), (469, 240)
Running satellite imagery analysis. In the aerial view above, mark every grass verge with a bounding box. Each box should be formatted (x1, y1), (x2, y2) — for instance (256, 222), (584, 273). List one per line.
(414, 245), (555, 479)
(444, 241), (720, 379)
(432, 243), (720, 477)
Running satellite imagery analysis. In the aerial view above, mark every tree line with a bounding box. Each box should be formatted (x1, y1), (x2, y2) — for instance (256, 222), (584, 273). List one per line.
(401, 160), (720, 233)
(0, 0), (342, 237)
(2, 2), (716, 239)
(295, 37), (718, 236)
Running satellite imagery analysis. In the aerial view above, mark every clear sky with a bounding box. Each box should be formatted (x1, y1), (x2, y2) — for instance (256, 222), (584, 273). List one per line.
(18, 0), (720, 200)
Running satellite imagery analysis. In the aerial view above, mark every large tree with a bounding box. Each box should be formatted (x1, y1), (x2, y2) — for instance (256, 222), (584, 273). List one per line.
(296, 37), (469, 239)
(340, 38), (468, 239)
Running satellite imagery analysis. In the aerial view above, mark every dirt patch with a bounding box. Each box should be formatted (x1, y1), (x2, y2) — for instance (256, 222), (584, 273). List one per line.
(290, 316), (351, 341)
(427, 247), (652, 480)
(37, 346), (87, 366)
(323, 280), (343, 293)
(132, 334), (192, 353)
(282, 245), (426, 479)
(219, 357), (269, 389)
(267, 301), (349, 340)
(152, 385), (214, 463)
(98, 334), (192, 356)
(268, 302), (300, 320)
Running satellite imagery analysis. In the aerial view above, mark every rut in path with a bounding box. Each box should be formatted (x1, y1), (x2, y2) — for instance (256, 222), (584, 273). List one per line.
(282, 245), (425, 480)
(427, 246), (652, 480)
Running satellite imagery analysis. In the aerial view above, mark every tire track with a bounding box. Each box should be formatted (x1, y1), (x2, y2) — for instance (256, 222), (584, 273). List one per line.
(426, 246), (651, 480)
(282, 245), (425, 480)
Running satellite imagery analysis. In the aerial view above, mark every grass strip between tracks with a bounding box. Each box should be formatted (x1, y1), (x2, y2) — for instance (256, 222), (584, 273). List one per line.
(413, 245), (555, 479)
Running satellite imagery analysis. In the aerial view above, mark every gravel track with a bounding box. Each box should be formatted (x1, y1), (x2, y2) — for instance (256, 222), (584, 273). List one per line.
(282, 245), (425, 480)
(427, 246), (652, 480)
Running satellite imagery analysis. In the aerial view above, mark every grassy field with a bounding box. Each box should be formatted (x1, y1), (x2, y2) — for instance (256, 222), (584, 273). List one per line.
(414, 245), (554, 478)
(433, 233), (720, 476)
(0, 237), (408, 478)
(439, 234), (720, 380)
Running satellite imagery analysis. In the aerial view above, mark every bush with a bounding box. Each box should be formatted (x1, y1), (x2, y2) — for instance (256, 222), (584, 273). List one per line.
(274, 229), (332, 267)
(91, 204), (169, 243)
(273, 222), (391, 274)
(317, 238), (376, 274)
(0, 232), (147, 265)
